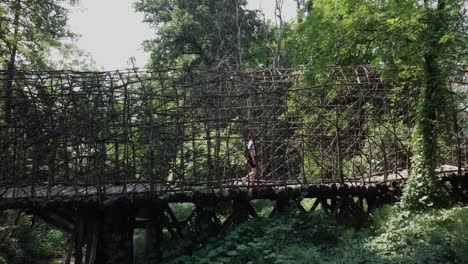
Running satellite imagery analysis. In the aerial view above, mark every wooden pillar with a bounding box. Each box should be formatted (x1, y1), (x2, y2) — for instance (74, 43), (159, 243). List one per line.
(329, 184), (338, 212)
(84, 215), (100, 264)
(224, 190), (256, 229)
(74, 214), (86, 264)
(144, 200), (165, 264)
(309, 185), (332, 213)
(96, 198), (135, 264)
(365, 186), (377, 215)
(336, 185), (350, 217)
(270, 190), (291, 217)
(193, 192), (221, 239)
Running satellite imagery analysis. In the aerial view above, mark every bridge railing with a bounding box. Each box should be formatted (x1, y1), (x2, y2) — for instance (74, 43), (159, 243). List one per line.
(0, 66), (466, 198)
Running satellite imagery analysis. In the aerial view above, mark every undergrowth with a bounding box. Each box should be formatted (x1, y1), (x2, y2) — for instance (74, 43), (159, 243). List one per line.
(2, 203), (467, 263)
(145, 204), (468, 264)
(0, 211), (68, 264)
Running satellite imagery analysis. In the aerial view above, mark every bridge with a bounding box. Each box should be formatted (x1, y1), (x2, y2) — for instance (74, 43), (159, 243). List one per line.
(0, 66), (467, 263)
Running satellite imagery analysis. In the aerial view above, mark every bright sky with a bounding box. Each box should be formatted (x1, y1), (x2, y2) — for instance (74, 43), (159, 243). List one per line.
(247, 0), (297, 22)
(67, 0), (297, 70)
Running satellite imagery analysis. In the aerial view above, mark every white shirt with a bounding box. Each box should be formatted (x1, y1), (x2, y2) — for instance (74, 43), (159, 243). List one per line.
(248, 139), (256, 155)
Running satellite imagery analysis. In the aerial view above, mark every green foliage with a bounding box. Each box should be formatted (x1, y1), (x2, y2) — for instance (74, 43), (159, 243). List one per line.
(47, 40), (97, 71)
(169, 203), (195, 220)
(0, 0), (75, 70)
(134, 0), (266, 68)
(250, 199), (275, 217)
(31, 220), (69, 258)
(287, 0), (467, 210)
(288, 0), (466, 78)
(0, 211), (68, 263)
(363, 206), (468, 263)
(162, 210), (341, 264)
(155, 205), (468, 264)
(134, 229), (147, 264)
(0, 219), (25, 263)
(400, 170), (450, 211)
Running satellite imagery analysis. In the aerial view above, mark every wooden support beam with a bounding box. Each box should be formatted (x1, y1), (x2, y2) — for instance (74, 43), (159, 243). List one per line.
(365, 186), (377, 215)
(98, 206), (134, 264)
(192, 192), (221, 238)
(88, 218), (100, 264)
(145, 201), (165, 264)
(270, 189), (293, 217)
(224, 190), (252, 229)
(74, 215), (85, 264)
(35, 211), (74, 234)
(163, 203), (183, 239)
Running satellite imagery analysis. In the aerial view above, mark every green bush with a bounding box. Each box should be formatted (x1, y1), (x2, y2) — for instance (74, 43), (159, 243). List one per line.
(362, 206), (468, 263)
(151, 205), (468, 264)
(164, 210), (341, 264)
(0, 211), (68, 263)
(31, 221), (68, 258)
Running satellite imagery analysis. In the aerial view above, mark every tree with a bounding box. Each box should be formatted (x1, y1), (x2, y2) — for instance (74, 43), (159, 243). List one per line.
(0, 0), (74, 68)
(1, 0), (75, 123)
(398, 0), (467, 210)
(287, 0), (467, 210)
(134, 0), (266, 68)
(0, 0), (83, 188)
(47, 40), (96, 71)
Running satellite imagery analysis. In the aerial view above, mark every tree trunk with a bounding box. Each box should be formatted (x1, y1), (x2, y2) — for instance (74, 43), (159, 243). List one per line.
(4, 0), (21, 124)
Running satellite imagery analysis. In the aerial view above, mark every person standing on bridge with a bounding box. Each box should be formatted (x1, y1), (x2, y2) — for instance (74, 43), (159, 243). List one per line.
(245, 130), (257, 183)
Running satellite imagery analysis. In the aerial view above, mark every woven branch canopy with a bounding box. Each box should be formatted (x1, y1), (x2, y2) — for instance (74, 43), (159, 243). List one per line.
(0, 66), (466, 194)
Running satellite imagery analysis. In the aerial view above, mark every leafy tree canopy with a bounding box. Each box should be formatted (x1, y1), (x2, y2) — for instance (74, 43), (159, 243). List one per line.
(287, 0), (467, 210)
(134, 0), (268, 68)
(288, 0), (467, 80)
(0, 0), (76, 70)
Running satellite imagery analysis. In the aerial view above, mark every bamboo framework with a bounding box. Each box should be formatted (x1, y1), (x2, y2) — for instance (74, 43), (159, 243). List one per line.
(0, 66), (466, 198)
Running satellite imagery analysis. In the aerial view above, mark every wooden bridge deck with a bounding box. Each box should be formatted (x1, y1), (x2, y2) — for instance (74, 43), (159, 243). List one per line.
(0, 179), (397, 209)
(0, 170), (464, 210)
(2, 169), (463, 201)
(0, 180), (305, 200)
